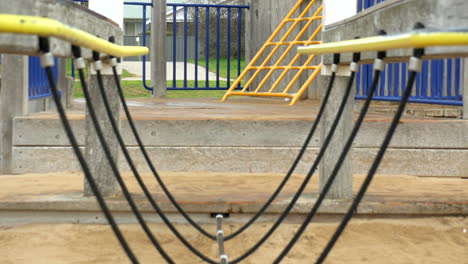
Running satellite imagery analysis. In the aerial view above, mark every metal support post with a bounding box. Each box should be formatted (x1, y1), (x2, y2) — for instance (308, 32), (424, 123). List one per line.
(216, 214), (229, 264)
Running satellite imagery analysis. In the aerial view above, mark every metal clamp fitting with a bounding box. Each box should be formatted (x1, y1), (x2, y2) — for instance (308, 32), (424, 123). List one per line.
(111, 58), (118, 67)
(40, 52), (55, 68)
(220, 254), (229, 264)
(74, 57), (86, 70)
(94, 60), (103, 71)
(408, 56), (423, 72)
(373, 58), (385, 72)
(350, 62), (359, 73)
(331, 64), (338, 73)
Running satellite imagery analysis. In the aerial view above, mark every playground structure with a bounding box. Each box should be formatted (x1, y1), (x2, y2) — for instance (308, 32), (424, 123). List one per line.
(0, 0), (467, 263)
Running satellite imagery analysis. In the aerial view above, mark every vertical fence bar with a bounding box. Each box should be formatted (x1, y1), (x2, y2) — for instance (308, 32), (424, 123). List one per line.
(394, 63), (400, 96)
(173, 6), (177, 89)
(401, 62), (407, 96)
(447, 58), (453, 98)
(205, 7), (210, 89)
(379, 66), (385, 96)
(184, 6), (188, 88)
(216, 7), (221, 89)
(237, 7), (242, 89)
(227, 8), (232, 89)
(422, 61), (429, 98)
(455, 58), (461, 99)
(195, 6), (199, 89)
(141, 5), (152, 90)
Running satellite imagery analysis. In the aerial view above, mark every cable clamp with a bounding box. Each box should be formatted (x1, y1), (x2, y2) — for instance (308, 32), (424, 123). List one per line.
(40, 52), (55, 68)
(220, 254), (229, 264)
(111, 58), (118, 67)
(74, 57), (86, 70)
(350, 62), (359, 73)
(408, 56), (423, 72)
(331, 64), (338, 73)
(373, 58), (385, 72)
(94, 60), (103, 71)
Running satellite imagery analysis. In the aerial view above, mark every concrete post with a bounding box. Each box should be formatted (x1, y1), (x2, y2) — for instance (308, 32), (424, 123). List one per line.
(463, 58), (467, 120)
(151, 0), (167, 98)
(318, 74), (354, 200)
(83, 60), (121, 196)
(0, 55), (28, 174)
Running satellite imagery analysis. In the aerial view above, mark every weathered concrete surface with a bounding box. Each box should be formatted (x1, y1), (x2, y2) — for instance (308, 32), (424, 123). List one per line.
(84, 63), (121, 197)
(0, 55), (28, 174)
(0, 0), (123, 60)
(10, 98), (468, 177)
(322, 0), (468, 64)
(0, 172), (465, 221)
(319, 76), (354, 199)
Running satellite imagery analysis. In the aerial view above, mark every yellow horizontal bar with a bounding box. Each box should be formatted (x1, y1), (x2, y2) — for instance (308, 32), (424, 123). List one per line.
(285, 16), (322, 22)
(227, 92), (294, 98)
(298, 32), (468, 55)
(249, 66), (319, 70)
(0, 14), (148, 57)
(267, 41), (321, 46)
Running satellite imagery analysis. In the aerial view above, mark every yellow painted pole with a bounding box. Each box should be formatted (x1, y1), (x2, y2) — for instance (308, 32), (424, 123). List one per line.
(0, 14), (148, 57)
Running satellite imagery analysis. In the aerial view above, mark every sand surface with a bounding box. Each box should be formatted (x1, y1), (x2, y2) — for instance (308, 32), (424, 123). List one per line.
(0, 217), (466, 264)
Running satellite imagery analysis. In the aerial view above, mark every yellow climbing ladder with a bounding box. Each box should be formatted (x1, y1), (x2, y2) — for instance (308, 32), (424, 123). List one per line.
(222, 0), (323, 105)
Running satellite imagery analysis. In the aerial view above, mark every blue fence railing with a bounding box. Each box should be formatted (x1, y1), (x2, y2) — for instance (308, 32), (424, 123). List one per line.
(28, 56), (58, 100)
(356, 0), (464, 106)
(72, 0), (248, 92)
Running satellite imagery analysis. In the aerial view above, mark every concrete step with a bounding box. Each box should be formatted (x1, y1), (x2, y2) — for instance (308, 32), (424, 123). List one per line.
(12, 114), (468, 177)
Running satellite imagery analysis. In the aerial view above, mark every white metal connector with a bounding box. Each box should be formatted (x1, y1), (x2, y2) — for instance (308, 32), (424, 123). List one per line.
(408, 56), (423, 72)
(74, 57), (86, 70)
(111, 57), (118, 67)
(40, 52), (55, 68)
(94, 60), (103, 71)
(373, 58), (385, 72)
(331, 63), (338, 73)
(350, 62), (359, 72)
(220, 254), (229, 264)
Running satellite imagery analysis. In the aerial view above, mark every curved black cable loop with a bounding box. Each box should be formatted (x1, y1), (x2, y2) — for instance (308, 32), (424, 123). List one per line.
(316, 47), (424, 264)
(274, 47), (388, 263)
(74, 48), (174, 264)
(93, 55), (218, 263)
(230, 53), (360, 264)
(110, 53), (342, 242)
(39, 39), (139, 263)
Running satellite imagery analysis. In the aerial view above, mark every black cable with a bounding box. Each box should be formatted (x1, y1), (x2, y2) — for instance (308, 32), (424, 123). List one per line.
(231, 53), (360, 264)
(73, 48), (174, 264)
(39, 40), (139, 264)
(273, 47), (387, 263)
(315, 47), (424, 264)
(93, 54), (218, 263)
(110, 52), (342, 242)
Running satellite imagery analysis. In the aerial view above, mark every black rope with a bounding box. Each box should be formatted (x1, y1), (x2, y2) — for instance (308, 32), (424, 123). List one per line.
(109, 52), (341, 242)
(39, 38), (139, 264)
(72, 47), (174, 264)
(274, 46), (387, 263)
(92, 53), (218, 263)
(316, 47), (424, 264)
(231, 53), (359, 264)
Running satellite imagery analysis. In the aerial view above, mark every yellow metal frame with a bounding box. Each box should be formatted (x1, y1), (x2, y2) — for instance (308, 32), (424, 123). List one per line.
(298, 31), (468, 55)
(0, 14), (148, 57)
(222, 0), (323, 106)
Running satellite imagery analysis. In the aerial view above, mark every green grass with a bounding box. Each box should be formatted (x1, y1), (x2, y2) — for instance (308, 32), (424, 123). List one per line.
(189, 57), (245, 79)
(74, 80), (228, 99)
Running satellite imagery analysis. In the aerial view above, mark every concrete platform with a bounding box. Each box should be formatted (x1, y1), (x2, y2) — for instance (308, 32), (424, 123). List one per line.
(0, 171), (466, 225)
(11, 98), (468, 177)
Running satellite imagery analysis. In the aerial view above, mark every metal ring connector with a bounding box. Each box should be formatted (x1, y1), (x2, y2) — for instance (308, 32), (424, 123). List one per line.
(111, 57), (118, 67)
(373, 58), (385, 72)
(331, 64), (338, 73)
(350, 62), (359, 73)
(409, 56), (423, 72)
(94, 60), (103, 71)
(40, 53), (55, 68)
(74, 57), (86, 70)
(220, 254), (229, 264)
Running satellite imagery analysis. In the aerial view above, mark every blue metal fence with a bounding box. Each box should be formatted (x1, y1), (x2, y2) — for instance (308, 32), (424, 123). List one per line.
(28, 56), (58, 100)
(73, 1), (248, 92)
(356, 0), (464, 106)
